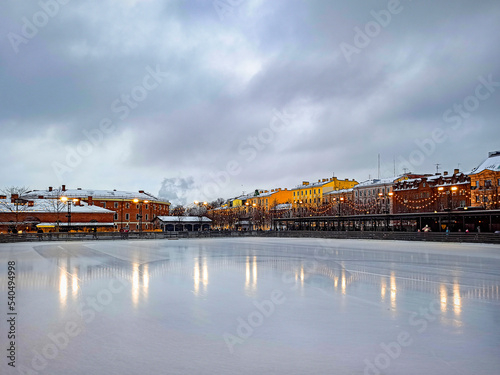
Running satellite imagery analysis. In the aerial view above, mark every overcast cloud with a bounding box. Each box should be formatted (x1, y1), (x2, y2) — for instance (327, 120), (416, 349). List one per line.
(1, 0), (499, 205)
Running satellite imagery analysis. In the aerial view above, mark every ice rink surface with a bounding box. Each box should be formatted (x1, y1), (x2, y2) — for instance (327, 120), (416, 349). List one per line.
(1, 238), (499, 375)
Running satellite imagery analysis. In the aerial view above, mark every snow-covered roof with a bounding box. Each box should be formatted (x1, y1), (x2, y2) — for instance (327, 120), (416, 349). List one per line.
(469, 151), (500, 175)
(274, 203), (292, 210)
(155, 216), (212, 223)
(22, 188), (170, 204)
(0, 199), (114, 214)
(323, 188), (354, 195)
(354, 176), (405, 188)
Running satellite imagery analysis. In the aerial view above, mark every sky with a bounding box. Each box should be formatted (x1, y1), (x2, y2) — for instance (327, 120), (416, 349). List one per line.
(1, 0), (499, 206)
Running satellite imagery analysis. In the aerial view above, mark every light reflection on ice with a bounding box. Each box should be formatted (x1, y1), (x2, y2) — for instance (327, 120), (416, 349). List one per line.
(244, 255), (257, 297)
(390, 271), (397, 311)
(132, 263), (139, 306)
(453, 279), (461, 316)
(440, 284), (447, 313)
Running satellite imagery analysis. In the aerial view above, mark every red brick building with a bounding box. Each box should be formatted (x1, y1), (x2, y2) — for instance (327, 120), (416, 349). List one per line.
(392, 170), (470, 214)
(22, 186), (170, 231)
(0, 197), (114, 233)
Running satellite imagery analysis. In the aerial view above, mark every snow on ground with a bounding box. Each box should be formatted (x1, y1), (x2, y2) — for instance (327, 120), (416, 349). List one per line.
(1, 238), (499, 375)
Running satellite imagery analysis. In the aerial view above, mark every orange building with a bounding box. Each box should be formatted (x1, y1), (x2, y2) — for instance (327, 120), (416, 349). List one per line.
(469, 151), (500, 209)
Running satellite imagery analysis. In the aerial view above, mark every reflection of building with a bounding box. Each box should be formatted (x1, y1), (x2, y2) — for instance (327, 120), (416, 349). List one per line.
(22, 185), (170, 231)
(469, 151), (500, 209)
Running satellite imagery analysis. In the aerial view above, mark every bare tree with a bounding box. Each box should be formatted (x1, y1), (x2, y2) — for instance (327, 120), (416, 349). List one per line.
(172, 205), (186, 216)
(0, 186), (31, 232)
(42, 188), (67, 232)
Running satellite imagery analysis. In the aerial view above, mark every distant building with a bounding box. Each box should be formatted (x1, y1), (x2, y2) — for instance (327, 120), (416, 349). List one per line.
(469, 151), (500, 209)
(0, 197), (114, 233)
(323, 188), (355, 216)
(291, 177), (358, 208)
(22, 185), (170, 231)
(153, 216), (211, 232)
(392, 170), (470, 214)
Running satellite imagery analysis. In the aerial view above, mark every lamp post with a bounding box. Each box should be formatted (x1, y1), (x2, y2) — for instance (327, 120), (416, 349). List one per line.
(60, 197), (80, 231)
(133, 198), (149, 235)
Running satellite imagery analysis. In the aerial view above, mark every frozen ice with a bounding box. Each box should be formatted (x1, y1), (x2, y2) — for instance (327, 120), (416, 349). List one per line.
(1, 238), (499, 374)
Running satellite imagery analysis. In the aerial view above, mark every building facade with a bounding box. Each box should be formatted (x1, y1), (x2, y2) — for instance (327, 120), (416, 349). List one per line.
(291, 177), (358, 208)
(22, 185), (170, 231)
(392, 171), (470, 214)
(469, 151), (500, 209)
(0, 197), (114, 233)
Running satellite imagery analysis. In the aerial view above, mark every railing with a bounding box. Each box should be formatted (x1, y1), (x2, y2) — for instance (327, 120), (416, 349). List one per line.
(1, 230), (499, 244)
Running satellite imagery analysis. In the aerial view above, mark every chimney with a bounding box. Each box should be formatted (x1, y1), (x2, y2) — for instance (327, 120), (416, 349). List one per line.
(48, 186), (53, 192)
(28, 201), (34, 207)
(62, 185), (66, 191)
(77, 188), (82, 190)
(0, 195), (6, 200)
(139, 190), (145, 194)
(38, 195), (44, 199)
(302, 181), (309, 186)
(443, 171), (448, 176)
(88, 196), (93, 206)
(11, 194), (18, 203)
(454, 168), (459, 175)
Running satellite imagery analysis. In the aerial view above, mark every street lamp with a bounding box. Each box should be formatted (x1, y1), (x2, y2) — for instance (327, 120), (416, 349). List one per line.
(60, 196), (79, 231)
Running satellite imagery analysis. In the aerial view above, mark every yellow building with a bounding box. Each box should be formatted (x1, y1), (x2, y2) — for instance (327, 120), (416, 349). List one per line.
(246, 188), (293, 211)
(291, 177), (358, 207)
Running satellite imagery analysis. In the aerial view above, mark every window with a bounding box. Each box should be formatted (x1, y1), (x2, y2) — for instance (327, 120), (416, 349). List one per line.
(114, 202), (118, 208)
(136, 214), (141, 220)
(145, 204), (149, 209)
(293, 192), (296, 196)
(114, 213), (118, 220)
(136, 204), (140, 209)
(125, 213), (129, 220)
(476, 196), (480, 203)
(314, 189), (316, 194)
(309, 190), (312, 195)
(485, 180), (492, 188)
(102, 202), (106, 208)
(126, 203), (130, 209)
(145, 214), (149, 221)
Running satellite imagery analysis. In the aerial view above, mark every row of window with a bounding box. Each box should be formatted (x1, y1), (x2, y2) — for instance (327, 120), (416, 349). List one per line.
(354, 187), (390, 197)
(475, 179), (500, 188)
(100, 201), (169, 211)
(293, 189), (322, 197)
(113, 213), (150, 221)
(294, 198), (323, 204)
